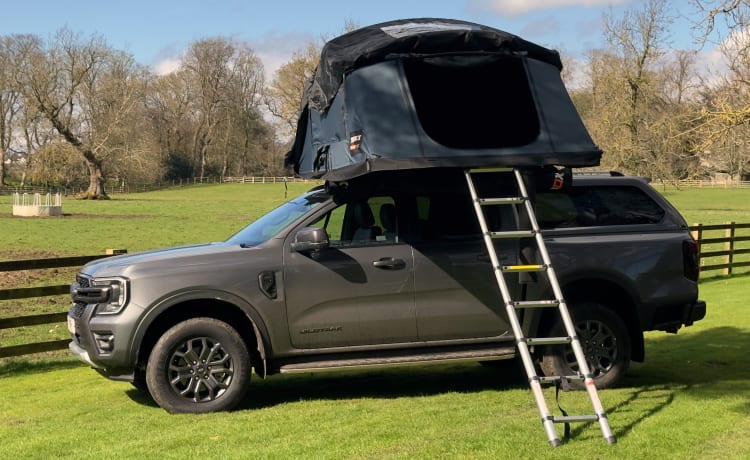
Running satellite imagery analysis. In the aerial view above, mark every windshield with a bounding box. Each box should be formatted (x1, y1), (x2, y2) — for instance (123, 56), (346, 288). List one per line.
(226, 188), (329, 247)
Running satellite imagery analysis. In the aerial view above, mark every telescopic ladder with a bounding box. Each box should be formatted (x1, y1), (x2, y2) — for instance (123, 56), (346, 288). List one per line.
(464, 167), (616, 447)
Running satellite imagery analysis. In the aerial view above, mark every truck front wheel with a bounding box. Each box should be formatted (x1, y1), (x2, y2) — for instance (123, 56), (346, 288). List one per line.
(540, 302), (630, 389)
(146, 317), (251, 413)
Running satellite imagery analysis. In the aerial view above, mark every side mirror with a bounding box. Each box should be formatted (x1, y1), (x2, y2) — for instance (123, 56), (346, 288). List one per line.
(291, 226), (330, 252)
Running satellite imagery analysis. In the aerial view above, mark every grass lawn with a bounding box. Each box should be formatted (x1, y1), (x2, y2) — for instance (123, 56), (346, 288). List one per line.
(0, 183), (748, 458)
(0, 182), (316, 257)
(659, 186), (750, 226)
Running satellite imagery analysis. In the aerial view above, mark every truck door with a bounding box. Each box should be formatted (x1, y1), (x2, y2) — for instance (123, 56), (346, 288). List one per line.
(284, 196), (417, 349)
(411, 191), (519, 341)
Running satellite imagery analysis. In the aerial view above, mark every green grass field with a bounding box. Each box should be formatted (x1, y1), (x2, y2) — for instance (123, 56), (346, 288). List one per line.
(659, 186), (750, 226)
(1, 183), (749, 459)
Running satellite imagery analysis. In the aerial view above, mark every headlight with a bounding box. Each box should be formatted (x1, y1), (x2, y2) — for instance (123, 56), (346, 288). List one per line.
(90, 277), (129, 315)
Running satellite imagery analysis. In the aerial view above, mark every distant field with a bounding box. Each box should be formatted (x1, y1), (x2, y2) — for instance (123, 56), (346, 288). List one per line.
(658, 186), (750, 226)
(0, 182), (315, 258)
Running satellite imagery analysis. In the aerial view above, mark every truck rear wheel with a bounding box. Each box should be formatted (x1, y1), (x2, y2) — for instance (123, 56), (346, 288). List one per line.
(146, 317), (251, 413)
(540, 302), (630, 389)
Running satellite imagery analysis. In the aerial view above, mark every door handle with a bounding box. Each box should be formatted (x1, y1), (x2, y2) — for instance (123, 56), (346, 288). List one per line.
(372, 257), (406, 270)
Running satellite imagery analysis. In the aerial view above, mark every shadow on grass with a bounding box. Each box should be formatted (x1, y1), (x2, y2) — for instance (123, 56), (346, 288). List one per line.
(565, 324), (750, 442)
(0, 355), (84, 377)
(125, 388), (160, 408)
(237, 359), (529, 411)
(119, 359), (530, 411)
(122, 324), (749, 421)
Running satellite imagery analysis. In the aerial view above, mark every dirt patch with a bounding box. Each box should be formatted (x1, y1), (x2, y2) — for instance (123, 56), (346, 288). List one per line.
(0, 249), (68, 290)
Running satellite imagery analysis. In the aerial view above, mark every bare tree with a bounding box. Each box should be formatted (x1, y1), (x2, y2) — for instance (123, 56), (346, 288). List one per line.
(604, 0), (671, 171)
(266, 22), (358, 142)
(0, 36), (22, 186)
(221, 46), (268, 176)
(578, 0), (702, 180)
(9, 29), (147, 198)
(691, 0), (750, 179)
(266, 42), (319, 140)
(144, 71), (195, 179)
(182, 38), (235, 180)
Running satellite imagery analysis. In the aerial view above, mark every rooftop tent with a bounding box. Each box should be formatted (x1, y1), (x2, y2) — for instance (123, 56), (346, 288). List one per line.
(285, 18), (601, 181)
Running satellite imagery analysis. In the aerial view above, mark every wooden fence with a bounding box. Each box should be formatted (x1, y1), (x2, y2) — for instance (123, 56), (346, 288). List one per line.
(690, 222), (750, 276)
(0, 250), (125, 359)
(2, 223), (749, 359)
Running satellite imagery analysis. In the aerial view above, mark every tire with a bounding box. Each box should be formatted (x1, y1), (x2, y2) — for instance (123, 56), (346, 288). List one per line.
(540, 302), (630, 390)
(146, 317), (251, 413)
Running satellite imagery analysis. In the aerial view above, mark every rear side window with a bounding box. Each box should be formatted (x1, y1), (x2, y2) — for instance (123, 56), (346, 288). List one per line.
(536, 185), (665, 229)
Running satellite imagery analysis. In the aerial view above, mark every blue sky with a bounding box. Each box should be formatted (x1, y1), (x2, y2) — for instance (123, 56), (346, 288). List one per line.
(2, 0), (722, 77)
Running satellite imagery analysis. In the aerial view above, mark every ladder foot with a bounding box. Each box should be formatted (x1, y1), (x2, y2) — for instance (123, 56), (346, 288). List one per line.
(549, 439), (562, 448)
(606, 436), (617, 445)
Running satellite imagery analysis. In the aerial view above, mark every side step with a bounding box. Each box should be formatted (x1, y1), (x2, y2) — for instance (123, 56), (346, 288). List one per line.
(277, 345), (516, 374)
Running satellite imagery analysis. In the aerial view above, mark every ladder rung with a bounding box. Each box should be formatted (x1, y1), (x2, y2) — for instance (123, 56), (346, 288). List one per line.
(468, 167), (513, 173)
(478, 197), (526, 205)
(525, 337), (571, 346)
(503, 264), (547, 273)
(489, 230), (535, 239)
(552, 415), (600, 424)
(513, 300), (559, 308)
(539, 375), (585, 384)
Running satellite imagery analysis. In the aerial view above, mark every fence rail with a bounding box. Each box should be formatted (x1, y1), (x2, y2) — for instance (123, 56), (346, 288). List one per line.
(673, 180), (750, 189)
(690, 222), (750, 275)
(0, 251), (125, 359)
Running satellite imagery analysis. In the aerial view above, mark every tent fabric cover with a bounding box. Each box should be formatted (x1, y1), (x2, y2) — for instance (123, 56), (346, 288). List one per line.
(305, 18), (563, 112)
(285, 18), (601, 181)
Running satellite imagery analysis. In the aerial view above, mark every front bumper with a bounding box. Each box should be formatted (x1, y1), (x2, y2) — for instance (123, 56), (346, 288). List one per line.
(67, 298), (139, 382)
(69, 339), (99, 369)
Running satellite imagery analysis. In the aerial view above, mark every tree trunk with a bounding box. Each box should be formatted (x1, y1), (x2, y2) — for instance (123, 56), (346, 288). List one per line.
(82, 149), (108, 199)
(0, 148), (5, 186)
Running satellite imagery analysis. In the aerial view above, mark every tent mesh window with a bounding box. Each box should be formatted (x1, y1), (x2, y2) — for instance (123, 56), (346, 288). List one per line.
(403, 56), (540, 149)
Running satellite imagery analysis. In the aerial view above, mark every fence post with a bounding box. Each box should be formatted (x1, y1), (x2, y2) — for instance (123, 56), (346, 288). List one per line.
(725, 221), (735, 275)
(691, 223), (702, 261)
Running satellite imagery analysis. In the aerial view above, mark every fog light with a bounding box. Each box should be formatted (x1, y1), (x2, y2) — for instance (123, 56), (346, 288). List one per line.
(93, 332), (115, 353)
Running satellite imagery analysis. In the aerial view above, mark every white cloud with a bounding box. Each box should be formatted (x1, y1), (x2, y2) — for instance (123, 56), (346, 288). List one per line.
(147, 31), (315, 80)
(471, 0), (631, 16)
(247, 31), (317, 82)
(152, 58), (181, 76)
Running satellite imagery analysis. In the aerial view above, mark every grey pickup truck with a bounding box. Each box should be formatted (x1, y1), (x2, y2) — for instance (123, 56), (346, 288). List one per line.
(68, 168), (706, 413)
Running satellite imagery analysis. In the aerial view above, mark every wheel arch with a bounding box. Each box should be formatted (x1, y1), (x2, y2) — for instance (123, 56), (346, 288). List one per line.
(132, 292), (269, 378)
(533, 277), (645, 362)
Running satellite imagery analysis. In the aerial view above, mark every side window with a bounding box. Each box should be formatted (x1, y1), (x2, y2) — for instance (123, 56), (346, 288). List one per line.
(310, 196), (398, 245)
(537, 185), (665, 229)
(418, 193), (482, 240)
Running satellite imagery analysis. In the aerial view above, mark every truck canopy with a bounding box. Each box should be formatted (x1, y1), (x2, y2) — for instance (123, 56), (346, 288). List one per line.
(285, 18), (601, 181)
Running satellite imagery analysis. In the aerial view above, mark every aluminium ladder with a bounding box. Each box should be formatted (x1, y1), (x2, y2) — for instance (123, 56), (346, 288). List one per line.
(464, 167), (616, 447)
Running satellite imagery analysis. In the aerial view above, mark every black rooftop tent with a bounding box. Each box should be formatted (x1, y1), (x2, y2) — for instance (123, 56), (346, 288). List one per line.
(285, 18), (601, 181)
